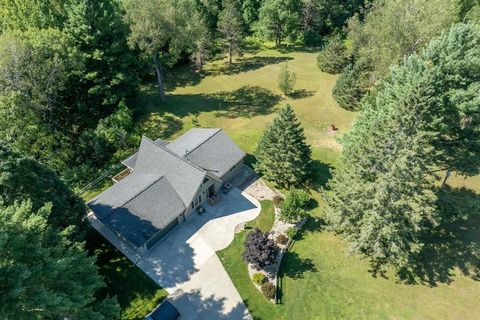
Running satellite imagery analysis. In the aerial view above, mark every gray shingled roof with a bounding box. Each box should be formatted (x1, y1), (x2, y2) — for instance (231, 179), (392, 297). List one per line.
(89, 129), (245, 249)
(167, 129), (246, 178)
(134, 137), (206, 206)
(88, 173), (162, 220)
(121, 138), (168, 169)
(102, 177), (185, 247)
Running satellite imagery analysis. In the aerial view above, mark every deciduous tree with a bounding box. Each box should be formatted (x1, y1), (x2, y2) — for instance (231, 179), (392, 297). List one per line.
(217, 0), (244, 64)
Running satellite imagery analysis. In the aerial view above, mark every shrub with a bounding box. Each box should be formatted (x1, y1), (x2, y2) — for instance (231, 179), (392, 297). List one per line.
(252, 272), (266, 285)
(276, 234), (289, 245)
(280, 189), (310, 222)
(286, 227), (299, 240)
(261, 282), (276, 300)
(243, 229), (278, 270)
(316, 35), (350, 74)
(272, 195), (284, 207)
(278, 64), (296, 95)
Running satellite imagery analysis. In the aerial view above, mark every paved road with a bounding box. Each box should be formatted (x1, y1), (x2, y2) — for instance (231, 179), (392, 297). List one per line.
(89, 188), (260, 320)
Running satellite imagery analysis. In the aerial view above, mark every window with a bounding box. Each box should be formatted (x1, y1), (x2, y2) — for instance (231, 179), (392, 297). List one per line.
(191, 195), (202, 209)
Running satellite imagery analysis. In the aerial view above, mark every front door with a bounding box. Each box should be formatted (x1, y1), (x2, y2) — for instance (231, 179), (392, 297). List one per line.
(208, 184), (215, 198)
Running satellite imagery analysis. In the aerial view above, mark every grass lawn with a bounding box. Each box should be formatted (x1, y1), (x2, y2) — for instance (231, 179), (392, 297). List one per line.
(86, 230), (168, 320)
(93, 42), (480, 319)
(252, 200), (276, 232)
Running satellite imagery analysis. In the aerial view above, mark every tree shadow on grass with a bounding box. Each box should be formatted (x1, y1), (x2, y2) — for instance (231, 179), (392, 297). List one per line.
(207, 85), (282, 118)
(139, 112), (183, 140)
(308, 160), (333, 191)
(399, 186), (480, 286)
(206, 56), (294, 76)
(279, 251), (317, 280)
(289, 89), (316, 100)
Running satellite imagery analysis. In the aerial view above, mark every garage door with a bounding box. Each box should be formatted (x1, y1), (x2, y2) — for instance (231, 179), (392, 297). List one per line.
(146, 218), (179, 249)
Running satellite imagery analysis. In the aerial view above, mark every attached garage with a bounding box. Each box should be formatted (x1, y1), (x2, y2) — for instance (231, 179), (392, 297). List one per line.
(145, 218), (179, 249)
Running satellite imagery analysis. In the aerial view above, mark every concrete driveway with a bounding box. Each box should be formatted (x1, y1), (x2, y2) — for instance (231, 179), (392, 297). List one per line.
(89, 187), (260, 320)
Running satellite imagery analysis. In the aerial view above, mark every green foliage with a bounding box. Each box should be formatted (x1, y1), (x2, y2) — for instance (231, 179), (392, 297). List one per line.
(242, 0), (262, 30)
(218, 0), (244, 64)
(0, 0), (69, 31)
(280, 189), (310, 222)
(252, 272), (266, 285)
(301, 0), (365, 45)
(124, 0), (204, 101)
(276, 234), (289, 245)
(0, 143), (86, 229)
(325, 23), (480, 274)
(316, 35), (350, 74)
(255, 105), (312, 188)
(286, 227), (299, 239)
(0, 201), (119, 319)
(256, 0), (302, 46)
(332, 60), (372, 111)
(278, 64), (297, 95)
(272, 195), (284, 207)
(64, 0), (138, 121)
(261, 282), (276, 300)
(465, 3), (480, 22)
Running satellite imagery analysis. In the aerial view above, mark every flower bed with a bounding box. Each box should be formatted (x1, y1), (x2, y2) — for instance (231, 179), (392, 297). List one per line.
(246, 199), (307, 303)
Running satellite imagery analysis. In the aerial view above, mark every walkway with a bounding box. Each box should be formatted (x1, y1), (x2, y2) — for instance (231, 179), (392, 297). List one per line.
(88, 187), (260, 320)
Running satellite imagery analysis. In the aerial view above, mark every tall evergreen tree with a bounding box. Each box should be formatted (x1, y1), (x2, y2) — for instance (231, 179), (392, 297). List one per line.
(64, 0), (138, 122)
(255, 105), (312, 188)
(0, 201), (119, 320)
(325, 23), (480, 274)
(0, 143), (86, 229)
(217, 0), (244, 64)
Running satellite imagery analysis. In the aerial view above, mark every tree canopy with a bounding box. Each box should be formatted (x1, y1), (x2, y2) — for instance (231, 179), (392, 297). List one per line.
(325, 23), (480, 273)
(0, 201), (119, 320)
(255, 105), (312, 188)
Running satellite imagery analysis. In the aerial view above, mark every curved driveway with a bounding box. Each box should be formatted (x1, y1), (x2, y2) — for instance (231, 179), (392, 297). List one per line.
(89, 187), (260, 320)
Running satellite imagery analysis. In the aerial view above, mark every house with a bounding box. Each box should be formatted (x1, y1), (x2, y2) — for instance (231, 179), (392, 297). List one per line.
(88, 128), (246, 254)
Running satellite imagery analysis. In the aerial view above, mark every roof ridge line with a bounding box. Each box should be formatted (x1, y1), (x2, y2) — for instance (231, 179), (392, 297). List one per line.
(142, 135), (208, 174)
(100, 174), (165, 221)
(184, 128), (222, 156)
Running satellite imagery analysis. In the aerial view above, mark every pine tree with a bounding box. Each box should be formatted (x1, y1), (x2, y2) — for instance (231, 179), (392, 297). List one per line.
(217, 0), (244, 64)
(332, 59), (372, 111)
(255, 105), (312, 188)
(325, 23), (480, 274)
(0, 201), (119, 319)
(64, 0), (138, 121)
(316, 35), (350, 74)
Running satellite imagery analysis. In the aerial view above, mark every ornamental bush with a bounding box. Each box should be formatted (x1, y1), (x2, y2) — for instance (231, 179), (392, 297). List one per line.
(280, 189), (310, 222)
(243, 229), (278, 270)
(286, 227), (299, 240)
(276, 234), (289, 245)
(252, 272), (266, 285)
(261, 282), (276, 300)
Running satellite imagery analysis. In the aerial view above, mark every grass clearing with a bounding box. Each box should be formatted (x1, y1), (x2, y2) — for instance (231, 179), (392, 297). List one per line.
(93, 44), (480, 319)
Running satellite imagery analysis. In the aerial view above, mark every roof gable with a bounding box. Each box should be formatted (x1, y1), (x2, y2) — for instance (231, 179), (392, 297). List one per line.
(169, 129), (246, 178)
(134, 136), (206, 206)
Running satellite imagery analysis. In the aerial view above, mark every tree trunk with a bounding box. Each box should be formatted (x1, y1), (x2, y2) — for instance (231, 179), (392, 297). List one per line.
(228, 41), (232, 64)
(440, 170), (451, 188)
(153, 53), (166, 102)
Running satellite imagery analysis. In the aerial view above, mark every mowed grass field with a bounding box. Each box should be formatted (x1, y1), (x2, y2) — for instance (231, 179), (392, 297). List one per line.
(94, 43), (480, 319)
